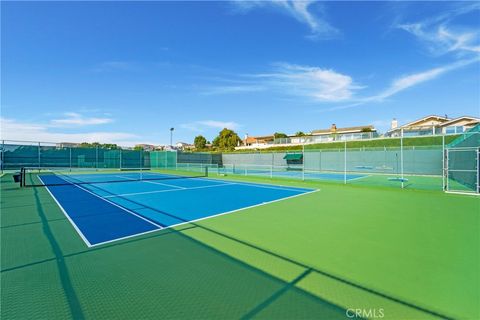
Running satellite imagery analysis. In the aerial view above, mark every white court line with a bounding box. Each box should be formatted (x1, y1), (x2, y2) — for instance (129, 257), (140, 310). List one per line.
(89, 188), (320, 247)
(39, 176), (93, 247)
(104, 182), (238, 198)
(346, 175), (370, 182)
(40, 177), (164, 247)
(71, 183), (164, 228)
(197, 177), (314, 193)
(114, 175), (186, 189)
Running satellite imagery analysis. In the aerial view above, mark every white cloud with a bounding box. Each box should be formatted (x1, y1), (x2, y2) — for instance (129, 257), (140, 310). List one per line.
(231, 0), (338, 38)
(0, 117), (144, 147)
(198, 120), (240, 130)
(372, 58), (479, 101)
(256, 63), (361, 102)
(180, 120), (240, 132)
(397, 3), (480, 56)
(51, 112), (113, 126)
(325, 58), (479, 111)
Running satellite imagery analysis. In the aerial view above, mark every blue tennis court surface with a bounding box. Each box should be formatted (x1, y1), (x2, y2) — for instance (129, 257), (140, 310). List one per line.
(40, 173), (315, 247)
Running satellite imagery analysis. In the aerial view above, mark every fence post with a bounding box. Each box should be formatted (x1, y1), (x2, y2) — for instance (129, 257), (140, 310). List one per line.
(38, 142), (41, 168)
(95, 145), (99, 171)
(477, 148), (479, 194)
(120, 149), (122, 170)
(344, 140), (347, 184)
(1, 140), (4, 173)
(69, 147), (72, 171)
(442, 134), (445, 191)
(319, 149), (321, 172)
(446, 149), (449, 191)
(400, 129), (404, 189)
(302, 143), (305, 181)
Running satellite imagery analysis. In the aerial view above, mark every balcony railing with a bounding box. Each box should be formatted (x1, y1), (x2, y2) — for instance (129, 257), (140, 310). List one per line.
(271, 132), (379, 145)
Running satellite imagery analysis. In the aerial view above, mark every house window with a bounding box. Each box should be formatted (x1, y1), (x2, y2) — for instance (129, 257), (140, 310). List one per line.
(445, 126), (456, 134)
(445, 126), (465, 134)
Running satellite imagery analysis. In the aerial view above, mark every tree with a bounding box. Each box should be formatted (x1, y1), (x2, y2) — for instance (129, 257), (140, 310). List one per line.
(212, 128), (241, 151)
(295, 131), (306, 137)
(274, 132), (288, 139)
(194, 135), (207, 150)
(133, 145), (144, 151)
(103, 143), (119, 149)
(78, 142), (119, 149)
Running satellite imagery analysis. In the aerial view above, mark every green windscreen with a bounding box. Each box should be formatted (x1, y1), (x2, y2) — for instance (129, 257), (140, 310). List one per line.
(150, 151), (177, 168)
(446, 124), (479, 193)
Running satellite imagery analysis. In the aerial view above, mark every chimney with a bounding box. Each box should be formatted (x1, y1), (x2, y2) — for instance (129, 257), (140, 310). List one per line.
(391, 118), (398, 130)
(330, 124), (337, 132)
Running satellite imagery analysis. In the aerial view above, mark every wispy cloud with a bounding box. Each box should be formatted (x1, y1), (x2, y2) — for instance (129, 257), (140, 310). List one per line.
(180, 120), (240, 132)
(326, 58), (479, 111)
(397, 3), (480, 55)
(0, 117), (142, 146)
(51, 112), (113, 126)
(254, 63), (362, 102)
(231, 0), (338, 39)
(198, 120), (240, 130)
(372, 58), (479, 101)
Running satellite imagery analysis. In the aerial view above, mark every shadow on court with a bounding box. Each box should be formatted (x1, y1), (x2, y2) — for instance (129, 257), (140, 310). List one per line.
(1, 174), (451, 319)
(1, 174), (349, 319)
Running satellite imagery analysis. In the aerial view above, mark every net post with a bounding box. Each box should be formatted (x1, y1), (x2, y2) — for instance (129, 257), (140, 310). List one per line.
(20, 167), (23, 187)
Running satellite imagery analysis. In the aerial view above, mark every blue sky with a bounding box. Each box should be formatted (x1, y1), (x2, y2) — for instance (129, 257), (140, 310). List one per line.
(1, 1), (479, 146)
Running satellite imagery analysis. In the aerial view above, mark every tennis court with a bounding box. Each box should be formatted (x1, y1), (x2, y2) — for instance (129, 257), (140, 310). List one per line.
(1, 165), (478, 319)
(23, 168), (314, 246)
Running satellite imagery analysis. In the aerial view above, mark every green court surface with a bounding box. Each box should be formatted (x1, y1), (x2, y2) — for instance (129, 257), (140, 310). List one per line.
(1, 172), (478, 319)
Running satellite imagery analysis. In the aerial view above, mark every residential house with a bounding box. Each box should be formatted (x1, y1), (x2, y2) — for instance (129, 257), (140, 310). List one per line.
(134, 144), (156, 151)
(437, 116), (480, 134)
(243, 134), (275, 147)
(309, 124), (378, 142)
(56, 142), (80, 148)
(176, 142), (194, 150)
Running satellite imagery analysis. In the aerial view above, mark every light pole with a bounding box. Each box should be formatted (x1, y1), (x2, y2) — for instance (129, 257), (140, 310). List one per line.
(170, 127), (174, 148)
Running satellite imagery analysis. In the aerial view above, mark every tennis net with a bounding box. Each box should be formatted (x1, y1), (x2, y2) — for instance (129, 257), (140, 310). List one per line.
(21, 166), (208, 187)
